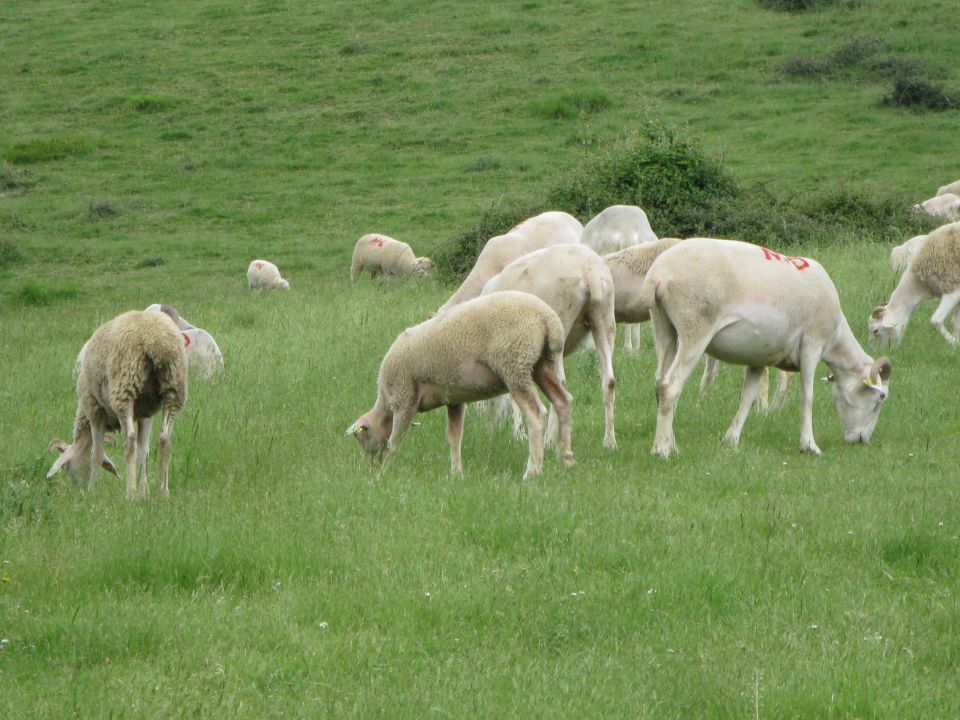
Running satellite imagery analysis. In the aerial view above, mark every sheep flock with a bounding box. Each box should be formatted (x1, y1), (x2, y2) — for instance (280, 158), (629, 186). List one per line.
(46, 184), (960, 495)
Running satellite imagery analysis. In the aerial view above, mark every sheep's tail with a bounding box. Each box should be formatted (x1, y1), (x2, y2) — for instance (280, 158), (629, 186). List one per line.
(141, 329), (188, 410)
(542, 312), (566, 363)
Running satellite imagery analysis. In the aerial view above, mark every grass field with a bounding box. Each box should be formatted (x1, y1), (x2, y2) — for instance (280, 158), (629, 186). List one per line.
(3, 1), (960, 717)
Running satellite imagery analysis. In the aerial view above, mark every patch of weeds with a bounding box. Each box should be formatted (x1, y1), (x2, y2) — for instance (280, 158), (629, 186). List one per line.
(0, 240), (24, 267)
(86, 200), (121, 219)
(779, 55), (832, 79)
(0, 459), (56, 524)
(339, 42), (368, 55)
(780, 35), (881, 80)
(882, 73), (957, 111)
(531, 89), (613, 120)
(465, 157), (502, 172)
(138, 256), (165, 267)
(0, 213), (33, 232)
(11, 282), (83, 307)
(758, 0), (836, 10)
(0, 169), (28, 191)
(160, 130), (192, 141)
(4, 136), (92, 165)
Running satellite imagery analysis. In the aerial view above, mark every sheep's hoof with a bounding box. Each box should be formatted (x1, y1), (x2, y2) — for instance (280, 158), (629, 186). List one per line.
(651, 440), (677, 459)
(722, 431), (741, 448)
(562, 455), (577, 470)
(799, 440), (822, 456)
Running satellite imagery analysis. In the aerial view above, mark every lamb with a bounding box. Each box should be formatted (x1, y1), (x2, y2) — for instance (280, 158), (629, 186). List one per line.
(435, 211), (582, 313)
(350, 234), (433, 281)
(480, 244), (617, 448)
(870, 221), (960, 346)
(346, 291), (575, 480)
(642, 239), (892, 457)
(582, 205), (658, 352)
(48, 311), (188, 500)
(914, 193), (960, 220)
(247, 259), (290, 290)
(890, 234), (928, 274)
(937, 180), (960, 197)
(144, 304), (224, 379)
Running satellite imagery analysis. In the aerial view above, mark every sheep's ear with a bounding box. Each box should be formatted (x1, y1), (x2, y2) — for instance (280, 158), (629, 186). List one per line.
(49, 438), (69, 453)
(345, 421), (360, 437)
(46, 443), (76, 478)
(870, 305), (887, 320)
(870, 356), (892, 385)
(101, 455), (119, 477)
(820, 374), (836, 383)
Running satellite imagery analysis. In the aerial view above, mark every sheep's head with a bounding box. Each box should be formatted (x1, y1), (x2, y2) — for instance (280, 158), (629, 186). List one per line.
(46, 432), (118, 483)
(829, 356), (892, 444)
(345, 410), (392, 457)
(868, 304), (904, 347)
(278, 278), (291, 290)
(414, 257), (434, 275)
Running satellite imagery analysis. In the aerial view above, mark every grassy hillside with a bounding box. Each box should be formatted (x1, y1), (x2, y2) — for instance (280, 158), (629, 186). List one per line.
(3, 1), (960, 717)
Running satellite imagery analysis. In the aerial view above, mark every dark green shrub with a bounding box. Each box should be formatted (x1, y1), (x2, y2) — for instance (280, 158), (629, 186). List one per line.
(758, 0), (836, 10)
(883, 73), (956, 111)
(138, 256), (165, 267)
(11, 282), (82, 307)
(86, 200), (121, 219)
(0, 239), (24, 267)
(4, 136), (91, 165)
(531, 90), (613, 120)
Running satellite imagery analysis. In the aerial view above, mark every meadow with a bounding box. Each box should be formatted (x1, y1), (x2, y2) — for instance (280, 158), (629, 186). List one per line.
(2, 0), (960, 717)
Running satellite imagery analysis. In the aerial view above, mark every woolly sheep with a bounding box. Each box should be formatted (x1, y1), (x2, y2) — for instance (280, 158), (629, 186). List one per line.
(350, 234), (433, 281)
(48, 311), (188, 500)
(480, 244), (617, 448)
(582, 205), (658, 352)
(937, 180), (960, 197)
(435, 211), (582, 313)
(346, 291), (575, 480)
(870, 221), (960, 346)
(144, 304), (224, 379)
(642, 239), (891, 457)
(914, 193), (960, 220)
(889, 234), (928, 274)
(247, 259), (290, 290)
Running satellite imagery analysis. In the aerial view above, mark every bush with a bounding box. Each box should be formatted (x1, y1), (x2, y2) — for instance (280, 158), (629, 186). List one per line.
(0, 240), (23, 267)
(531, 90), (613, 120)
(4, 136), (91, 165)
(883, 73), (957, 111)
(758, 0), (836, 10)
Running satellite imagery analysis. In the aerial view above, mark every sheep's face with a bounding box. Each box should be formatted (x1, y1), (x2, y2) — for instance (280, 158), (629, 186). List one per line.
(414, 257), (434, 275)
(346, 411), (392, 456)
(830, 357), (892, 444)
(46, 434), (118, 483)
(868, 305), (904, 348)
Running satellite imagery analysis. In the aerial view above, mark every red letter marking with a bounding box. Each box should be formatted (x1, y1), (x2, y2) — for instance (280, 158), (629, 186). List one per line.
(760, 246), (809, 270)
(182, 332), (191, 347)
(370, 237), (385, 247)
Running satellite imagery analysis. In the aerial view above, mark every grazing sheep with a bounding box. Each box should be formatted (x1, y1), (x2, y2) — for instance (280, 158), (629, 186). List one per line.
(144, 304), (224, 379)
(937, 180), (960, 197)
(480, 244), (617, 448)
(48, 311), (188, 500)
(642, 239), (891, 457)
(583, 205), (658, 352)
(870, 221), (960, 346)
(247, 259), (290, 290)
(350, 234), (433, 281)
(347, 291), (575, 480)
(914, 193), (960, 220)
(890, 234), (928, 274)
(436, 211), (582, 313)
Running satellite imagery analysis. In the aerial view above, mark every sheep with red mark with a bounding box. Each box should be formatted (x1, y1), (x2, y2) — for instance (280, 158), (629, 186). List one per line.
(247, 259), (290, 290)
(350, 234), (433, 281)
(641, 238), (891, 457)
(144, 304), (224, 379)
(346, 291), (575, 480)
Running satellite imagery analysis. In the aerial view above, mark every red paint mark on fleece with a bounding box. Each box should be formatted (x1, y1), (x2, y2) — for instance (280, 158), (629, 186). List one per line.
(182, 333), (191, 347)
(255, 262), (264, 269)
(370, 237), (385, 247)
(761, 247), (809, 270)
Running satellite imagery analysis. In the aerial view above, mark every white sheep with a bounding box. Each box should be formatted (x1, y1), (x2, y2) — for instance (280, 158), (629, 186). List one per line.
(582, 205), (658, 352)
(890, 234), (928, 274)
(247, 259), (290, 290)
(346, 291), (575, 480)
(48, 311), (188, 500)
(144, 304), (224, 379)
(870, 220), (960, 346)
(642, 239), (891, 457)
(914, 193), (960, 220)
(350, 234), (433, 281)
(436, 211), (582, 313)
(480, 244), (617, 448)
(937, 180), (960, 197)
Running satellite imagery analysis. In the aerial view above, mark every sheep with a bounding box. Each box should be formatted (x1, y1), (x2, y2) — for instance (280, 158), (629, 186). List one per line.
(144, 304), (224, 379)
(48, 311), (188, 500)
(480, 244), (617, 448)
(582, 205), (658, 352)
(350, 234), (433, 281)
(247, 259), (290, 290)
(642, 238), (892, 457)
(890, 234), (928, 274)
(914, 193), (960, 220)
(870, 221), (960, 347)
(435, 211), (582, 313)
(937, 180), (960, 197)
(346, 291), (575, 480)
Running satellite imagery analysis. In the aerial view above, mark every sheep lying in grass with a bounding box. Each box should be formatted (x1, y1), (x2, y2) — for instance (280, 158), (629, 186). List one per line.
(480, 244), (617, 448)
(870, 221), (960, 346)
(247, 259), (290, 290)
(435, 211), (582, 313)
(937, 180), (960, 197)
(642, 239), (891, 457)
(915, 193), (960, 220)
(48, 311), (188, 500)
(350, 234), (433, 281)
(347, 291), (575, 480)
(890, 234), (928, 274)
(583, 205), (658, 351)
(144, 304), (224, 379)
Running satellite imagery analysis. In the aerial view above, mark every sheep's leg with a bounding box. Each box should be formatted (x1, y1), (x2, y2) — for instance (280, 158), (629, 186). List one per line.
(698, 356), (719, 397)
(650, 306), (678, 386)
(930, 290), (960, 345)
(798, 350), (821, 456)
(157, 406), (178, 499)
(624, 323), (642, 353)
(446, 404), (465, 475)
(723, 366), (764, 448)
(652, 336), (713, 459)
(136, 417), (152, 497)
(769, 370), (791, 413)
(510, 398), (526, 440)
(385, 406), (415, 457)
(88, 420), (107, 493)
(534, 360), (575, 470)
(951, 305), (960, 338)
(589, 311), (617, 450)
(756, 367), (770, 412)
(509, 385), (546, 480)
(121, 409), (141, 500)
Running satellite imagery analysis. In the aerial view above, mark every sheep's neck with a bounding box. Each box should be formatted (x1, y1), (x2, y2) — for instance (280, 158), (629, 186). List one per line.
(884, 269), (932, 328)
(822, 314), (871, 380)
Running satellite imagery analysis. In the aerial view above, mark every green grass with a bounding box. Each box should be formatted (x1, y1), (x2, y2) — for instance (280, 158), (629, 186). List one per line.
(2, 1), (960, 717)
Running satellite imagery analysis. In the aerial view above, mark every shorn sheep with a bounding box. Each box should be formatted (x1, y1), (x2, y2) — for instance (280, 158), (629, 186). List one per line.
(247, 259), (290, 290)
(48, 311), (188, 500)
(582, 204), (658, 352)
(144, 303), (224, 379)
(937, 180), (960, 197)
(642, 239), (891, 457)
(870, 221), (960, 346)
(480, 244), (617, 448)
(915, 193), (960, 220)
(347, 291), (575, 480)
(350, 234), (433, 281)
(435, 211), (582, 313)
